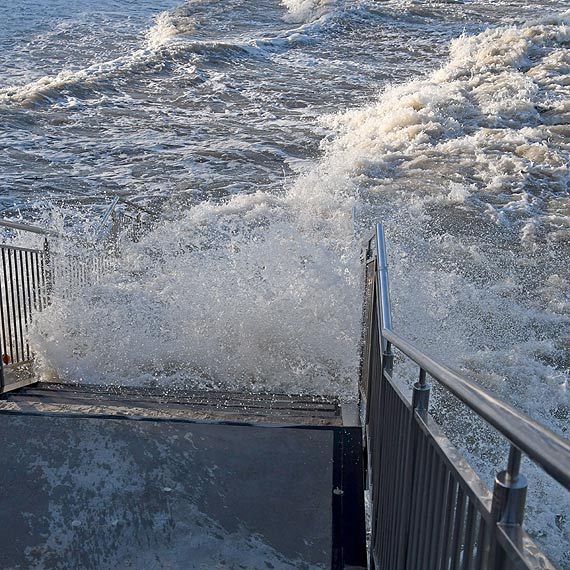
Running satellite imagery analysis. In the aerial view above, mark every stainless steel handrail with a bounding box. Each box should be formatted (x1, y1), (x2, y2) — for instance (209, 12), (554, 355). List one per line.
(94, 195), (155, 242)
(364, 222), (568, 569)
(119, 197), (155, 216)
(382, 327), (570, 490)
(371, 222), (570, 491)
(1, 195), (154, 244)
(376, 224), (392, 332)
(94, 196), (121, 239)
(0, 220), (59, 237)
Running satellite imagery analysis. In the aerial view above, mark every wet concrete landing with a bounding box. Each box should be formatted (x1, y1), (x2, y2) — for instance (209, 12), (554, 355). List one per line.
(1, 382), (347, 426)
(0, 403), (365, 569)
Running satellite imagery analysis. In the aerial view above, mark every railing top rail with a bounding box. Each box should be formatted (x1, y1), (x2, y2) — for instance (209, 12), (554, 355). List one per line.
(0, 219), (58, 237)
(0, 243), (44, 254)
(369, 222), (570, 491)
(94, 195), (155, 241)
(95, 196), (121, 239)
(375, 224), (392, 331)
(1, 195), (155, 244)
(118, 197), (156, 216)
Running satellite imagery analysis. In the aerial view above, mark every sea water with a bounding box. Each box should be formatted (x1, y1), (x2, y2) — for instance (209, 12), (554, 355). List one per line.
(0, 0), (569, 565)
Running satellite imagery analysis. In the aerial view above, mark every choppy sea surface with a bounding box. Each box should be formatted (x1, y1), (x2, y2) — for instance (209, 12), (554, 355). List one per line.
(1, 0), (569, 565)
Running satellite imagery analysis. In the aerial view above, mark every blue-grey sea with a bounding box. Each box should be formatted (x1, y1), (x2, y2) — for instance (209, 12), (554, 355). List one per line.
(1, 0), (569, 566)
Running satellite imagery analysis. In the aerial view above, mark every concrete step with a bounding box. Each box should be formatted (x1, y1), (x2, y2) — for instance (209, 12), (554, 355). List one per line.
(0, 382), (355, 426)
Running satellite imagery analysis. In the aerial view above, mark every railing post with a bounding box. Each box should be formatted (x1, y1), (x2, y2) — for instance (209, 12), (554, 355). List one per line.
(0, 275), (5, 389)
(491, 445), (528, 569)
(382, 340), (394, 376)
(412, 368), (431, 411)
(492, 445), (527, 525)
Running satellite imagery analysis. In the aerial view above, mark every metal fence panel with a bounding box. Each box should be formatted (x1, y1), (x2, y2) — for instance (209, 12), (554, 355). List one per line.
(362, 223), (566, 570)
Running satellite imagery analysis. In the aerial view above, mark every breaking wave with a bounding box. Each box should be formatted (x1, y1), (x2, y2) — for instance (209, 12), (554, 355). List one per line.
(0, 0), (343, 108)
(321, 10), (570, 251)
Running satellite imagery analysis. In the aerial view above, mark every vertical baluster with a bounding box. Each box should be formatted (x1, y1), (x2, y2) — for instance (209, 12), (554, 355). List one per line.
(394, 397), (412, 568)
(417, 443), (436, 569)
(38, 251), (46, 311)
(30, 250), (38, 312)
(0, 249), (9, 363)
(433, 467), (452, 570)
(438, 475), (457, 570)
(451, 488), (467, 570)
(427, 456), (447, 570)
(18, 249), (30, 360)
(475, 519), (491, 570)
(24, 250), (33, 360)
(461, 501), (477, 570)
(43, 238), (52, 304)
(7, 249), (20, 362)
(406, 435), (428, 569)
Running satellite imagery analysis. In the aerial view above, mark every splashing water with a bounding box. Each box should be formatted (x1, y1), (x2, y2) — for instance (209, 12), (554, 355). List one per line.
(32, 187), (361, 399)
(1, 0), (569, 565)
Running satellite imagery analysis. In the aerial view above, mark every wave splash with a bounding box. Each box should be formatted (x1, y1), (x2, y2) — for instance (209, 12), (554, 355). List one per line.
(26, 7), (570, 415)
(31, 176), (360, 399)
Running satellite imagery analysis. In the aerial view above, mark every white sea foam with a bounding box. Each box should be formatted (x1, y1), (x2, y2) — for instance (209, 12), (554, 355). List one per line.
(321, 10), (570, 234)
(281, 0), (337, 24)
(27, 7), (570, 426)
(31, 180), (360, 399)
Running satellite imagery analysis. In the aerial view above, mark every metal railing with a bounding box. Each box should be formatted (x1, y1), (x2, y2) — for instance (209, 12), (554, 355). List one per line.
(361, 223), (570, 570)
(0, 241), (50, 368)
(95, 195), (155, 244)
(0, 196), (154, 392)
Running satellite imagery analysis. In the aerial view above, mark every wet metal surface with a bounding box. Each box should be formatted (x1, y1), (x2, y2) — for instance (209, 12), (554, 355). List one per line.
(1, 382), (344, 426)
(0, 413), (334, 569)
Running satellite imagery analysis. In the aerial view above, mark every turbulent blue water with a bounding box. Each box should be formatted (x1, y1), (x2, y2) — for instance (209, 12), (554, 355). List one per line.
(1, 0), (569, 566)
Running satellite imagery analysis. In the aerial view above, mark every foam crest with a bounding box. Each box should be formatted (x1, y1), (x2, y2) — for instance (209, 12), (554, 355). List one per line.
(0, 48), (156, 107)
(1, 4), (204, 107)
(145, 12), (182, 49)
(0, 4), (313, 108)
(322, 11), (570, 230)
(281, 0), (337, 24)
(145, 8), (201, 49)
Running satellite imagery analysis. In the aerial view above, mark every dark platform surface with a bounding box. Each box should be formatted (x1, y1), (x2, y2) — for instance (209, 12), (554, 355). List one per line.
(0, 384), (366, 570)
